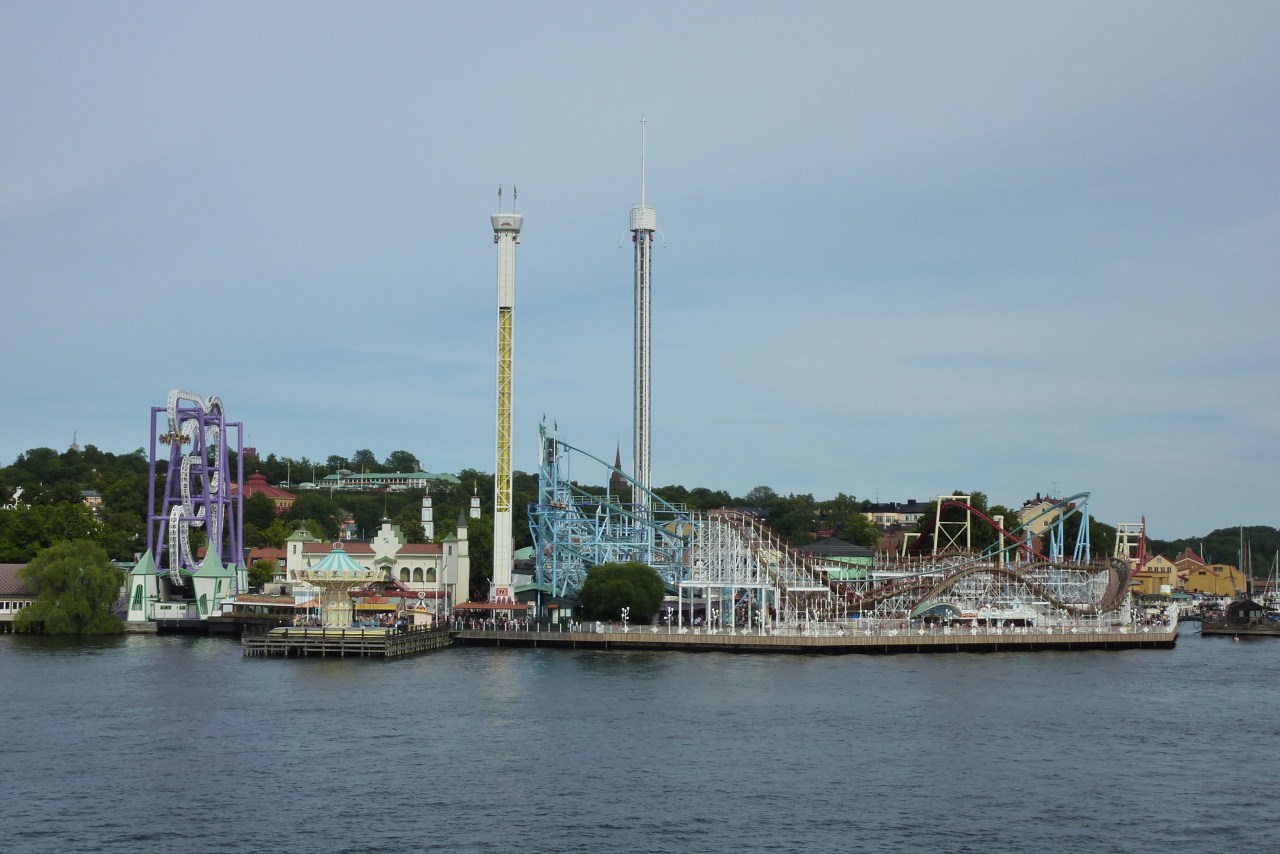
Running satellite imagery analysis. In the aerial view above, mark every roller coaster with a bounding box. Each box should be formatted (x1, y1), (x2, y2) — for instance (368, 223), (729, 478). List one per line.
(145, 389), (245, 596)
(528, 422), (690, 597)
(529, 430), (1136, 628)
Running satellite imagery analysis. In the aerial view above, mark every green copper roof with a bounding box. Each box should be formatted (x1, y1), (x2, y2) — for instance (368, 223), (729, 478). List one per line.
(194, 549), (236, 577)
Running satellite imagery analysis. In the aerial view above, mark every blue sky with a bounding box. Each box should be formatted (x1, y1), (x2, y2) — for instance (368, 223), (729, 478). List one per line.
(2, 1), (1277, 539)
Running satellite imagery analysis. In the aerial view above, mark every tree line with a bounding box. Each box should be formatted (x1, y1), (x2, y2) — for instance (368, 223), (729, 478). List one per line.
(4, 445), (1276, 579)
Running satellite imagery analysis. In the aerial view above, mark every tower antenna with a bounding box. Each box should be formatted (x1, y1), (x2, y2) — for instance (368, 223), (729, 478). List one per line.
(640, 116), (647, 208)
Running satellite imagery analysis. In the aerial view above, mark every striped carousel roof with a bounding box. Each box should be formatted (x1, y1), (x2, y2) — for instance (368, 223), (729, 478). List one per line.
(298, 544), (380, 586)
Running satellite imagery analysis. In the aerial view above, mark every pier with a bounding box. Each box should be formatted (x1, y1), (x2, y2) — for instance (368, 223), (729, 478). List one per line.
(452, 624), (1179, 654)
(242, 625), (452, 658)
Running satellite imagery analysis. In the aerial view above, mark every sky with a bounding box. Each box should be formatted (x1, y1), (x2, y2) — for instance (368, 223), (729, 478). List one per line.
(2, 1), (1277, 540)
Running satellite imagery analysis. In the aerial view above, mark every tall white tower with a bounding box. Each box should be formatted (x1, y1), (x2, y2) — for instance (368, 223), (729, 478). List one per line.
(630, 119), (656, 513)
(491, 189), (522, 602)
(421, 491), (434, 541)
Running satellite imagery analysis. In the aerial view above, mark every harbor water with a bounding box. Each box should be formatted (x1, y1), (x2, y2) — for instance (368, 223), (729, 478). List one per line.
(2, 630), (1276, 853)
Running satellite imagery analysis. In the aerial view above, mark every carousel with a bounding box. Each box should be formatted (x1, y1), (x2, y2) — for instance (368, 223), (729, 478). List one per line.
(295, 543), (383, 628)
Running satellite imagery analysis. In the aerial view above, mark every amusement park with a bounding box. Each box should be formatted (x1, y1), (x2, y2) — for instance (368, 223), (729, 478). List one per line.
(110, 140), (1175, 653)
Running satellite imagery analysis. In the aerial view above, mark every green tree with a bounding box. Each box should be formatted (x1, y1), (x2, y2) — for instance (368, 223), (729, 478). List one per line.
(248, 559), (277, 590)
(465, 513), (493, 600)
(244, 492), (277, 533)
(284, 492), (340, 539)
(823, 493), (880, 548)
(743, 485), (778, 506)
(391, 504), (426, 543)
(351, 449), (380, 473)
(578, 562), (665, 622)
(15, 540), (125, 634)
(687, 486), (732, 510)
(384, 450), (421, 472)
(764, 493), (818, 546)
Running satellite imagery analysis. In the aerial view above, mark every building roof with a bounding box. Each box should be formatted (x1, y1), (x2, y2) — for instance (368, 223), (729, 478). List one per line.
(0, 563), (34, 596)
(799, 537), (875, 558)
(300, 545), (377, 581)
(301, 541), (442, 556)
(233, 472), (296, 501)
(864, 500), (930, 515)
(319, 471), (461, 485)
(1175, 548), (1205, 566)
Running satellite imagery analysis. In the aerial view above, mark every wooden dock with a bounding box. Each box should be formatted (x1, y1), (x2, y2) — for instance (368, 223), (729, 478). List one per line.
(242, 626), (452, 658)
(452, 625), (1179, 655)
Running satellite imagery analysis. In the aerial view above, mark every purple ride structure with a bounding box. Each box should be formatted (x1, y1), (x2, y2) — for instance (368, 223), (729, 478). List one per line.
(125, 390), (247, 625)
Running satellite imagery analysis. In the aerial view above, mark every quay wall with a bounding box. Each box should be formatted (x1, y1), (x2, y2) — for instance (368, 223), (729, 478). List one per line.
(453, 626), (1178, 655)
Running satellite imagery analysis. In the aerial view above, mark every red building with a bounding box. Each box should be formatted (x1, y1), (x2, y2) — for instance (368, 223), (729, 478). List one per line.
(236, 472), (296, 514)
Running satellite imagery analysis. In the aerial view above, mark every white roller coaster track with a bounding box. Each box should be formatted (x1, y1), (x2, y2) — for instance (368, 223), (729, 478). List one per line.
(164, 390), (224, 585)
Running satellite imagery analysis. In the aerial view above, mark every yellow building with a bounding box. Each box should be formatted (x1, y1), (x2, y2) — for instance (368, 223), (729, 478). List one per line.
(1131, 554), (1179, 596)
(1184, 563), (1247, 597)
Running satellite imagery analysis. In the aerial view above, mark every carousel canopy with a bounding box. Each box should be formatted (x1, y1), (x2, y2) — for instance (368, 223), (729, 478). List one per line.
(298, 544), (382, 589)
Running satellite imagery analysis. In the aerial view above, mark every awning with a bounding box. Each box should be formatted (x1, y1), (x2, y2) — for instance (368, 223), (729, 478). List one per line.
(453, 602), (528, 611)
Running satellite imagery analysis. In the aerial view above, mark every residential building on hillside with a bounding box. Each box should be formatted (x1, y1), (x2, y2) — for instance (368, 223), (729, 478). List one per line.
(863, 500), (930, 531)
(1016, 494), (1077, 536)
(317, 471), (460, 491)
(234, 472), (296, 514)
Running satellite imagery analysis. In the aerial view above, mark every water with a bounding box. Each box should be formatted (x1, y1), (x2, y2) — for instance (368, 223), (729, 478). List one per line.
(2, 630), (1275, 853)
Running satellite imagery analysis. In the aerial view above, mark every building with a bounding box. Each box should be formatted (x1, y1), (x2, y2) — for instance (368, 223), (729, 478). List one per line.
(0, 563), (36, 632)
(246, 547), (287, 578)
(1185, 563), (1248, 597)
(863, 500), (930, 531)
(318, 471), (461, 492)
(1016, 494), (1078, 537)
(285, 513), (470, 611)
(235, 472), (296, 514)
(1130, 554), (1179, 596)
(1173, 548), (1206, 588)
(799, 537), (876, 582)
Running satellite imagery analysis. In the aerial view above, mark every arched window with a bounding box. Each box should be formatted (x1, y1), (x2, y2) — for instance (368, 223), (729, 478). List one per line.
(399, 568), (409, 583)
(412, 568), (423, 583)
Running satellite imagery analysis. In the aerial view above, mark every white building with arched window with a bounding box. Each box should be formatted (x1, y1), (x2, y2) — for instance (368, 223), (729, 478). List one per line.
(285, 515), (470, 611)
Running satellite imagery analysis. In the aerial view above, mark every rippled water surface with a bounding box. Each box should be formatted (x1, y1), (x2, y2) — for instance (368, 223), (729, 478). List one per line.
(2, 630), (1276, 853)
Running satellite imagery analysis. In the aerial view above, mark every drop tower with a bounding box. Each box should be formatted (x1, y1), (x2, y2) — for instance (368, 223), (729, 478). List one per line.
(491, 190), (522, 603)
(630, 119), (656, 513)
